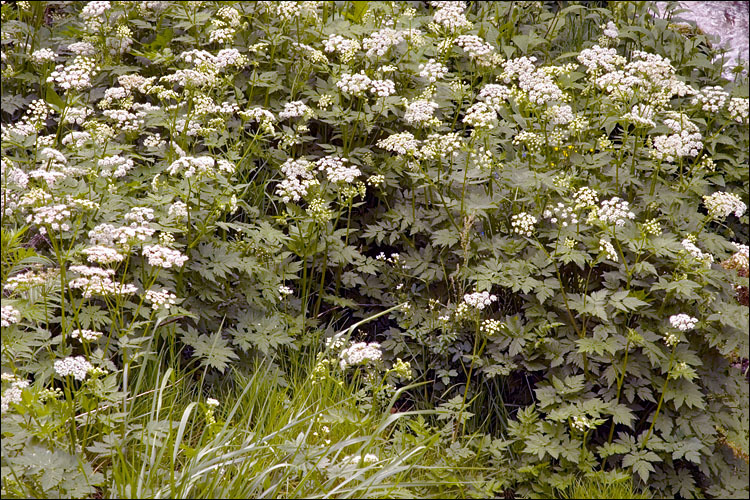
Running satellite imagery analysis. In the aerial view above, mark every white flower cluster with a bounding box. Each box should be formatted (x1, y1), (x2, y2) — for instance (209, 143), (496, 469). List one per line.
(272, 1), (321, 22)
(362, 28), (413, 57)
(543, 203), (579, 227)
(404, 99), (439, 125)
(146, 289), (178, 311)
(572, 187), (599, 209)
(598, 197), (635, 227)
(421, 132), (463, 160)
(63, 106), (92, 125)
(161, 68), (218, 88)
(642, 218), (662, 236)
(463, 102), (497, 129)
(651, 130), (703, 163)
(315, 156), (361, 184)
(663, 111), (699, 133)
(339, 342), (382, 369)
(98, 155), (134, 178)
(276, 158), (318, 202)
(622, 103), (655, 128)
(2, 158), (29, 188)
(69, 265), (138, 298)
(691, 86), (728, 112)
(240, 106), (276, 124)
(481, 318), (503, 336)
(67, 41), (97, 56)
(61, 131), (91, 149)
(4, 99), (53, 137)
(124, 207), (155, 225)
(681, 238), (714, 268)
(1, 305), (21, 327)
(431, 1), (471, 31)
(727, 97), (749, 123)
(323, 34), (361, 62)
(547, 104), (574, 125)
(47, 56), (99, 91)
(511, 212), (538, 237)
(669, 313), (698, 331)
(725, 242), (749, 273)
(168, 201), (188, 218)
(419, 59), (448, 82)
(82, 245), (125, 264)
(31, 48), (56, 63)
(279, 101), (312, 120)
(142, 245), (188, 268)
(292, 42), (328, 64)
(577, 45), (625, 74)
(370, 78), (396, 97)
(26, 204), (71, 234)
(337, 71), (372, 96)
(602, 21), (619, 39)
(703, 192), (747, 219)
(71, 329), (103, 342)
(500, 56), (562, 105)
(54, 356), (93, 381)
(88, 222), (155, 249)
(102, 108), (145, 133)
(4, 269), (58, 293)
(599, 239), (618, 262)
(463, 290), (497, 310)
(454, 35), (498, 66)
(80, 0), (109, 19)
(377, 132), (420, 155)
(512, 131), (543, 152)
(278, 285), (294, 298)
(1, 377), (29, 413)
(167, 156), (218, 178)
(478, 84), (512, 110)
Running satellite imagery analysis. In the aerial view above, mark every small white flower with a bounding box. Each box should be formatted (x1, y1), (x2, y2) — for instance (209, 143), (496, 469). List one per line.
(669, 314), (698, 332)
(463, 290), (497, 310)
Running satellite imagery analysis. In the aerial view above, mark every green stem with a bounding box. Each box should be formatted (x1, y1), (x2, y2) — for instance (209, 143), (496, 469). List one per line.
(641, 345), (676, 450)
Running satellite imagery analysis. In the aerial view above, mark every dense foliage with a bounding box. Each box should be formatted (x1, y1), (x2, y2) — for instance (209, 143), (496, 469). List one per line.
(1, 1), (748, 498)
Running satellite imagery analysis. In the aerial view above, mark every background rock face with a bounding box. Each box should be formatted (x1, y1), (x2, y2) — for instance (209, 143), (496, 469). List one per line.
(656, 1), (749, 78)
